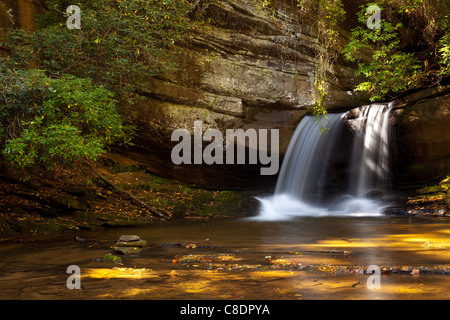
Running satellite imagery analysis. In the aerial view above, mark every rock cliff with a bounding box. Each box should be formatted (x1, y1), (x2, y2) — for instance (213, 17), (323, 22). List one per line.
(122, 0), (367, 188)
(1, 0), (449, 191)
(394, 85), (450, 187)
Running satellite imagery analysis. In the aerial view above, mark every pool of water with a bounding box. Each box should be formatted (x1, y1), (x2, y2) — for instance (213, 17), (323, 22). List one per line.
(1, 215), (450, 300)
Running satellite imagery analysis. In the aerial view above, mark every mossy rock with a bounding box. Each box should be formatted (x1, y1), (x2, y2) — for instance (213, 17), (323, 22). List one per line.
(440, 177), (450, 193)
(103, 253), (123, 263)
(417, 185), (445, 195)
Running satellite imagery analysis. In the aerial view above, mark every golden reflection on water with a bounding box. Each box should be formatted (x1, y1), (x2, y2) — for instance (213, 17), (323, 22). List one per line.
(306, 230), (450, 253)
(83, 267), (158, 279)
(82, 267), (450, 300)
(81, 222), (450, 299)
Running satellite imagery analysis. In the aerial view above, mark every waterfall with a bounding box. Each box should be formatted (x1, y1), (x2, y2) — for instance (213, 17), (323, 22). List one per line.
(275, 113), (345, 204)
(348, 104), (393, 196)
(254, 104), (393, 221)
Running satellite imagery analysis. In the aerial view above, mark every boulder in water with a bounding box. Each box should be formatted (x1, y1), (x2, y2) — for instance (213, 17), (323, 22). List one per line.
(113, 235), (148, 255)
(113, 246), (145, 255)
(116, 235), (147, 248)
(118, 235), (140, 242)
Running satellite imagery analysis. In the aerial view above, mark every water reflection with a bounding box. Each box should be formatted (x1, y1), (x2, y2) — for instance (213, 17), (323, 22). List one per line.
(1, 216), (450, 299)
(79, 216), (450, 266)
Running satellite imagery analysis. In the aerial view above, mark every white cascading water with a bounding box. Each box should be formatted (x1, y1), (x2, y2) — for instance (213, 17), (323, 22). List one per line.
(349, 104), (393, 195)
(254, 104), (393, 221)
(275, 113), (345, 204)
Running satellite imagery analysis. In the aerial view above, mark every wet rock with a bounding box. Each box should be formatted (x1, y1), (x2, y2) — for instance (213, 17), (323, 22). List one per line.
(416, 185), (445, 195)
(113, 235), (148, 255)
(116, 239), (147, 247)
(118, 235), (141, 242)
(116, 235), (147, 248)
(383, 205), (409, 216)
(113, 246), (145, 255)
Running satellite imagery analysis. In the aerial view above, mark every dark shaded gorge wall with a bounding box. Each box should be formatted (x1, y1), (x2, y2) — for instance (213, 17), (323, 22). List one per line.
(393, 86), (450, 188)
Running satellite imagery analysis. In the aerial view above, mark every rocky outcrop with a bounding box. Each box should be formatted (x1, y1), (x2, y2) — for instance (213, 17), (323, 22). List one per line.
(393, 85), (450, 187)
(4, 0), (449, 191)
(0, 0), (368, 189)
(123, 0), (367, 188)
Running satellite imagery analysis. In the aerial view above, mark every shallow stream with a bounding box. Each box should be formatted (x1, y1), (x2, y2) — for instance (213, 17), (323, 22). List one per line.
(2, 215), (450, 299)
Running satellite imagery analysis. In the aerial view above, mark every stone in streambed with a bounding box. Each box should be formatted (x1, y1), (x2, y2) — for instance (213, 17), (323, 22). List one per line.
(113, 246), (145, 255)
(116, 239), (148, 248)
(118, 235), (141, 242)
(116, 235), (147, 247)
(113, 235), (148, 255)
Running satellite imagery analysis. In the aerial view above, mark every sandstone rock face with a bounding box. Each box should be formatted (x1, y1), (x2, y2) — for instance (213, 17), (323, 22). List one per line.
(136, 0), (366, 133)
(125, 0), (367, 188)
(394, 86), (450, 187)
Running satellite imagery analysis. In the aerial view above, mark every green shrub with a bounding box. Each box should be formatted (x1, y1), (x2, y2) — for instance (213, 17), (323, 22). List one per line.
(1, 69), (127, 176)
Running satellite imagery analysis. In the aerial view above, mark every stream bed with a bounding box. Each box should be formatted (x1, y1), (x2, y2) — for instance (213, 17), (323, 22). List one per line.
(2, 215), (450, 300)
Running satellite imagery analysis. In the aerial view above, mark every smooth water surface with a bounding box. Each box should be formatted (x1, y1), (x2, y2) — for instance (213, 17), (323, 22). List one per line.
(1, 215), (450, 300)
